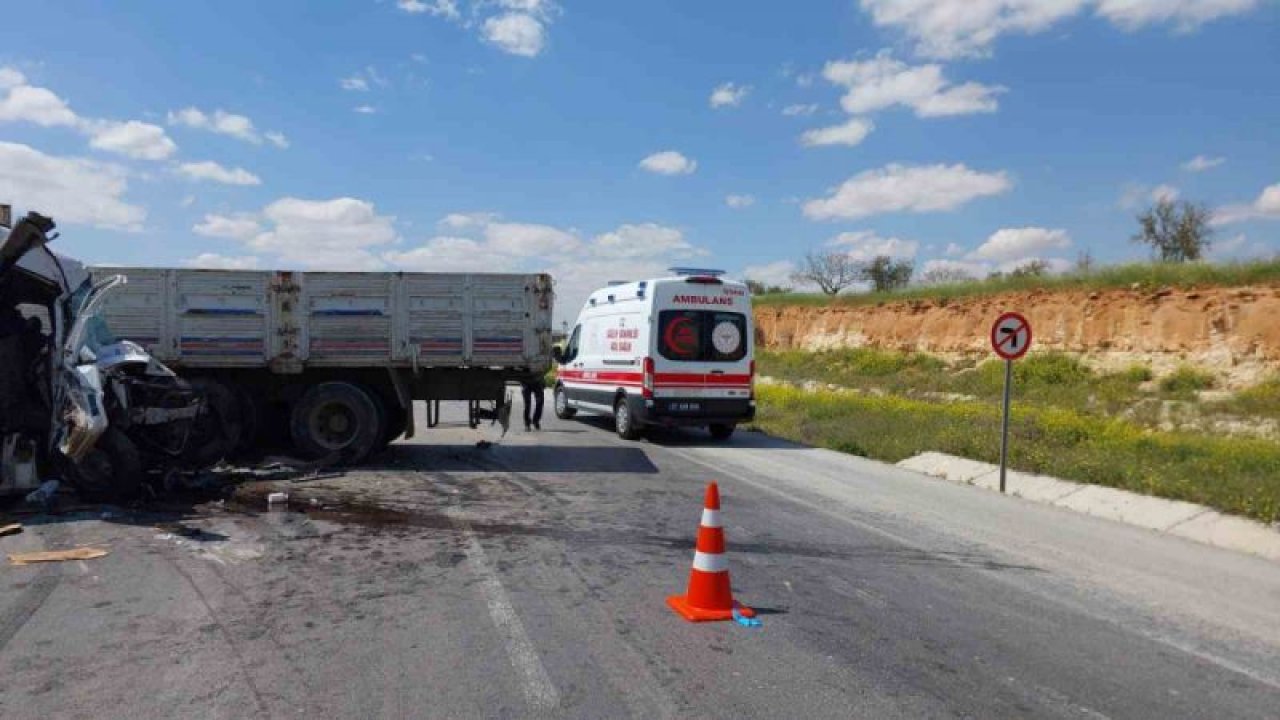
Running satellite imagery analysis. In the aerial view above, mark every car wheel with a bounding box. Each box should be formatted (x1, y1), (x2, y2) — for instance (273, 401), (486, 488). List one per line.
(615, 397), (642, 440)
(290, 382), (381, 464)
(709, 423), (736, 440)
(554, 385), (576, 419)
(66, 427), (142, 501)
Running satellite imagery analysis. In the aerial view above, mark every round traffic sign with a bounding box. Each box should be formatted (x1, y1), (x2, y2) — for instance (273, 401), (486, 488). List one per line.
(990, 312), (1032, 360)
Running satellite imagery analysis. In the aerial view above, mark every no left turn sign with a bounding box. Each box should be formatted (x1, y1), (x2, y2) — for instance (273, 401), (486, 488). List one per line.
(991, 312), (1032, 361)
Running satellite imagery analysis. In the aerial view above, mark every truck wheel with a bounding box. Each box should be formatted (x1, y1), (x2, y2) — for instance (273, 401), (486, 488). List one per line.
(554, 385), (576, 419)
(614, 397), (642, 440)
(290, 382), (381, 464)
(366, 389), (405, 451)
(66, 428), (142, 501)
(709, 423), (736, 441)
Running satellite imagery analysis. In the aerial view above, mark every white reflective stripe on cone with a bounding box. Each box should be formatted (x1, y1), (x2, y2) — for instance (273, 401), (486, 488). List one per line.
(700, 509), (722, 528)
(692, 551), (728, 573)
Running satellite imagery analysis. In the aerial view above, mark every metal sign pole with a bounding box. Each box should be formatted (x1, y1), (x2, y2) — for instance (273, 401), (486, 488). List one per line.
(999, 358), (1012, 493)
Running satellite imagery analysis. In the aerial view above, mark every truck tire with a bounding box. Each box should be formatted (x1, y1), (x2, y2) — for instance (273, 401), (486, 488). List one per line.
(290, 382), (381, 464)
(614, 397), (642, 440)
(366, 389), (405, 451)
(553, 385), (576, 419)
(708, 423), (736, 441)
(66, 427), (142, 501)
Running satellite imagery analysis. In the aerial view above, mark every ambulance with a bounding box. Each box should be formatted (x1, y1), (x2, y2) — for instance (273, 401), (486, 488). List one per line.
(552, 268), (755, 440)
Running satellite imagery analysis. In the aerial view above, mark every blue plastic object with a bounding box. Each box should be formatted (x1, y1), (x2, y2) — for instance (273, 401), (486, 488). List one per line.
(732, 608), (761, 628)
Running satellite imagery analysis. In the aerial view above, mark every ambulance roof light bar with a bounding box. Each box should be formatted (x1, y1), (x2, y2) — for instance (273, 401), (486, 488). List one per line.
(669, 267), (725, 277)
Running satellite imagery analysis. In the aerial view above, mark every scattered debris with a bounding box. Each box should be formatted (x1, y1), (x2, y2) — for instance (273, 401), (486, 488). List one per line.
(10, 547), (109, 565)
(268, 491), (289, 506)
(733, 608), (762, 628)
(24, 479), (60, 509)
(0, 523), (22, 537)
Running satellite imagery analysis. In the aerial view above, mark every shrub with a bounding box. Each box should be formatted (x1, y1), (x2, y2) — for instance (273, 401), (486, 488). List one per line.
(1160, 366), (1216, 393)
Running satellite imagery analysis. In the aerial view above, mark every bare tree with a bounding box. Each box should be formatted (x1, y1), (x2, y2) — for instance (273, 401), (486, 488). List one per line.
(1076, 249), (1094, 274)
(988, 259), (1050, 281)
(859, 255), (914, 292)
(1133, 198), (1213, 262)
(744, 278), (791, 295)
(918, 267), (976, 286)
(792, 251), (859, 296)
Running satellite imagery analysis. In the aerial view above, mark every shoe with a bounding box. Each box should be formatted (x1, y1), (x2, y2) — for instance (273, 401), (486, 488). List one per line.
(525, 423), (532, 431)
(533, 421), (541, 430)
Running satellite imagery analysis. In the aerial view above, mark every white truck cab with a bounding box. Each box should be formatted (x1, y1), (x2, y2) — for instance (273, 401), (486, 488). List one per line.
(553, 268), (754, 440)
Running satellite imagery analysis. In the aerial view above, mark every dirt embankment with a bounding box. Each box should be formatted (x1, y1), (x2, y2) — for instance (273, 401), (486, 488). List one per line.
(754, 285), (1280, 388)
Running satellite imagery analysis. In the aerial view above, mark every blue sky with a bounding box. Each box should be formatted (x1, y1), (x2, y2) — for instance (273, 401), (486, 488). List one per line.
(1, 0), (1277, 319)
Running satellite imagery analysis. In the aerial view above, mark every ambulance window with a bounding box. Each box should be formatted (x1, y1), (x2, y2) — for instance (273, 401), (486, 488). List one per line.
(564, 325), (581, 362)
(658, 310), (748, 362)
(708, 312), (747, 362)
(658, 311), (702, 361)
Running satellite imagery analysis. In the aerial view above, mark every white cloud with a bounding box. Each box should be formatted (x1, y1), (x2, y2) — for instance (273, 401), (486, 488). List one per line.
(483, 220), (582, 256)
(1215, 183), (1280, 225)
(592, 223), (701, 260)
(800, 117), (875, 147)
(1208, 233), (1272, 260)
(726, 194), (756, 209)
(353, 105), (378, 114)
(85, 120), (178, 160)
(265, 131), (289, 149)
(1095, 0), (1260, 29)
(0, 67), (25, 89)
(827, 230), (919, 261)
(1182, 154), (1224, 172)
(0, 84), (80, 127)
(639, 150), (697, 175)
(970, 227), (1071, 261)
(0, 141), (145, 230)
(803, 163), (1011, 220)
(339, 75), (369, 92)
(482, 13), (547, 57)
(385, 237), (508, 273)
(782, 103), (819, 117)
(180, 195), (196, 208)
(709, 82), (751, 108)
(1150, 184), (1180, 203)
(178, 161), (262, 186)
(858, 0), (1259, 59)
(167, 106), (281, 146)
(944, 242), (964, 256)
(249, 197), (398, 269)
(193, 213), (262, 241)
(823, 52), (1004, 117)
(396, 0), (460, 19)
(741, 260), (799, 290)
(185, 253), (261, 270)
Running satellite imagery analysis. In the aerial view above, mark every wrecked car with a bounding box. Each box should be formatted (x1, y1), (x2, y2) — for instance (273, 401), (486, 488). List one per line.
(0, 210), (234, 500)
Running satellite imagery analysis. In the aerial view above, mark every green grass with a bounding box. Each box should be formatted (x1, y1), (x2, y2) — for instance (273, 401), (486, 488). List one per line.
(752, 385), (1280, 523)
(753, 258), (1280, 309)
(1209, 376), (1280, 417)
(1159, 366), (1217, 394)
(758, 349), (1150, 417)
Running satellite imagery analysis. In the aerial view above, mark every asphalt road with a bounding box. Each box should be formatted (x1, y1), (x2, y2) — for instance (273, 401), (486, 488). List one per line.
(2, 395), (1279, 719)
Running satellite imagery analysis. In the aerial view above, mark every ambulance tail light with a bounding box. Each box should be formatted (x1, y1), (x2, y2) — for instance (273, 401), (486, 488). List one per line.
(642, 357), (654, 399)
(749, 359), (756, 399)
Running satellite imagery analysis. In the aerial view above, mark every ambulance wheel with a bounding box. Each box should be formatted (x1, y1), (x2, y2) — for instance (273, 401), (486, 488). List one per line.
(614, 398), (642, 440)
(709, 423), (736, 441)
(66, 428), (142, 501)
(290, 382), (381, 464)
(553, 385), (576, 419)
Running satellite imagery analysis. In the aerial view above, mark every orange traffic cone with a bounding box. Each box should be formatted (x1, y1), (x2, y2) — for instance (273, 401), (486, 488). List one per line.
(667, 482), (755, 622)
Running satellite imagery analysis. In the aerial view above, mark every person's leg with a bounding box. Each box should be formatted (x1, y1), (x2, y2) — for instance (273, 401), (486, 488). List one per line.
(532, 385), (544, 428)
(521, 385), (533, 429)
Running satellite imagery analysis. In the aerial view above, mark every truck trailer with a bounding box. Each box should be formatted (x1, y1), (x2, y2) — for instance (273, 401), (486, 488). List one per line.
(88, 267), (554, 464)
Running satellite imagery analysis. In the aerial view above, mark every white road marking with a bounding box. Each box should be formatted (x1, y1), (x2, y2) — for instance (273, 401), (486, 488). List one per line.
(451, 512), (560, 712)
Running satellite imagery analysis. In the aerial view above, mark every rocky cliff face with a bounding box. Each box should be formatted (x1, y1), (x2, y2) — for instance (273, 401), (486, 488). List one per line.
(754, 286), (1280, 388)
